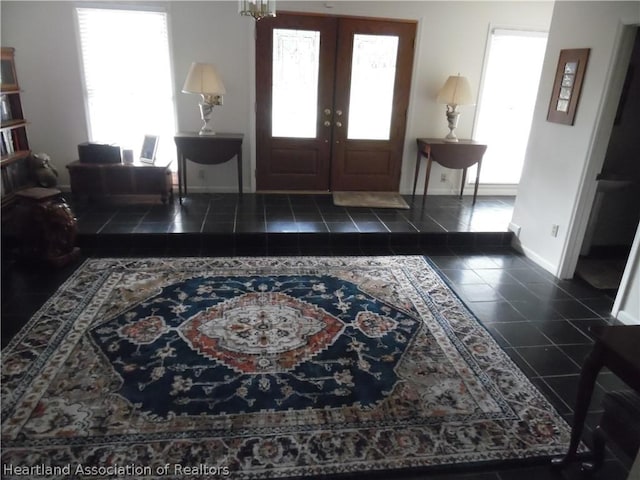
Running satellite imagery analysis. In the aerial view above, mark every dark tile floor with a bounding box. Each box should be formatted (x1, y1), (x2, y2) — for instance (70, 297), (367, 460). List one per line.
(0, 193), (633, 480)
(72, 192), (514, 234)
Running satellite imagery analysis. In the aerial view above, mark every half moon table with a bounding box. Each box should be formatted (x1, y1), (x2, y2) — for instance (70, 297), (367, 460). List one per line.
(174, 132), (244, 203)
(413, 138), (487, 206)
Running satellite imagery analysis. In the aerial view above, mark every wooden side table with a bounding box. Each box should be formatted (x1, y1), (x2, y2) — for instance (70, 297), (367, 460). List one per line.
(413, 138), (487, 205)
(174, 133), (243, 203)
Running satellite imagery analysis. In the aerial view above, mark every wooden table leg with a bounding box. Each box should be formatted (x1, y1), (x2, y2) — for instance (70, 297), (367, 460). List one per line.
(412, 150), (422, 201)
(460, 168), (467, 199)
(551, 344), (604, 468)
(472, 159), (482, 205)
(182, 156), (188, 198)
(177, 152), (184, 204)
(237, 150), (243, 195)
(422, 156), (433, 208)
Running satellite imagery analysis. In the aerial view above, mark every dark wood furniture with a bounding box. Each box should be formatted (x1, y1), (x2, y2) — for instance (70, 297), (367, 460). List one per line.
(585, 390), (640, 472)
(174, 132), (243, 203)
(1, 47), (33, 211)
(0, 47), (78, 266)
(413, 138), (487, 206)
(13, 187), (80, 267)
(67, 160), (173, 203)
(552, 325), (640, 468)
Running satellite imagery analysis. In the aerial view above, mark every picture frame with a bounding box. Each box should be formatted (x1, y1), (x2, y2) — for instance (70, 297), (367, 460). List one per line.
(547, 48), (590, 125)
(139, 134), (159, 164)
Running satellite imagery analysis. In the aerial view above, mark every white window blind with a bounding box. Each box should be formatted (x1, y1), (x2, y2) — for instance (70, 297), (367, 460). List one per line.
(76, 7), (176, 165)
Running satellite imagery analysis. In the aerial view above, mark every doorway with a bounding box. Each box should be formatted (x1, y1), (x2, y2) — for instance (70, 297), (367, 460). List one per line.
(575, 27), (640, 292)
(255, 13), (416, 192)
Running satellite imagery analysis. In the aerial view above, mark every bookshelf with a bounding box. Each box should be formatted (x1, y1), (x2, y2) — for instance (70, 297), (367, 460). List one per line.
(1, 47), (32, 209)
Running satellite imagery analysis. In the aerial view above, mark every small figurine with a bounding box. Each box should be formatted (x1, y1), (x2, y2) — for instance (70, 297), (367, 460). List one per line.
(30, 152), (58, 188)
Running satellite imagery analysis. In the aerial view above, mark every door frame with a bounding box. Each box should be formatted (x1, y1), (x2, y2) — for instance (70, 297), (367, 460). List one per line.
(253, 11), (417, 193)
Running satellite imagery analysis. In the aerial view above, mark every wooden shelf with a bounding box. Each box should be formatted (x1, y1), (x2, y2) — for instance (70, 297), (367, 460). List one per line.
(1, 150), (30, 166)
(1, 119), (27, 129)
(1, 48), (33, 212)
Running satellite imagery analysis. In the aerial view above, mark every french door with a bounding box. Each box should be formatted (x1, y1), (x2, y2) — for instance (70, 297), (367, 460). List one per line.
(256, 13), (416, 191)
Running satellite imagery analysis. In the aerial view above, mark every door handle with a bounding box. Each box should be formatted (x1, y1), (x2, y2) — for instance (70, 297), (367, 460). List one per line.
(335, 121), (343, 128)
(336, 110), (343, 116)
(324, 121), (331, 127)
(324, 108), (331, 115)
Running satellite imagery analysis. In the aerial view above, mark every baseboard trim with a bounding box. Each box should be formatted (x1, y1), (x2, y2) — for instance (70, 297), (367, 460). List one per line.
(616, 310), (640, 326)
(517, 243), (560, 277)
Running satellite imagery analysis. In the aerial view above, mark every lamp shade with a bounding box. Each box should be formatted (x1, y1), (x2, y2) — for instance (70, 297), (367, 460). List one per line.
(182, 63), (226, 95)
(436, 75), (473, 106)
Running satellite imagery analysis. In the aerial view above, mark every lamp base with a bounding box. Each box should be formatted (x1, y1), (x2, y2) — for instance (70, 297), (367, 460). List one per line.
(444, 106), (461, 143)
(198, 102), (217, 136)
(198, 125), (216, 136)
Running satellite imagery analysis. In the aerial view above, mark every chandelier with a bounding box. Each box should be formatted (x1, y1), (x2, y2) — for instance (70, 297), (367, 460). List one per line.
(239, 0), (276, 20)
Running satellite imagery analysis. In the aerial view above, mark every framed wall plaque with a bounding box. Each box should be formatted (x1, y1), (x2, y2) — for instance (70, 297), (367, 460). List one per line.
(547, 48), (590, 125)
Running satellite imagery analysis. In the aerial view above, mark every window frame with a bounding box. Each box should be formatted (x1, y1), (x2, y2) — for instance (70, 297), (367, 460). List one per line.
(470, 25), (548, 188)
(74, 4), (178, 166)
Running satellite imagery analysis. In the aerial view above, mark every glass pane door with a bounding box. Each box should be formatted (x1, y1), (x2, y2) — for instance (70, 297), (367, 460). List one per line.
(347, 34), (399, 140)
(256, 14), (416, 192)
(331, 18), (416, 191)
(256, 14), (337, 191)
(272, 29), (320, 138)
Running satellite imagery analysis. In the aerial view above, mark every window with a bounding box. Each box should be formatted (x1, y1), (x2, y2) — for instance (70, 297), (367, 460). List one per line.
(76, 7), (176, 166)
(472, 28), (547, 184)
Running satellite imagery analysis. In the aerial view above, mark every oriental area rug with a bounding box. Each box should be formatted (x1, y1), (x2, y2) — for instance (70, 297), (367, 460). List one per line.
(2, 256), (573, 479)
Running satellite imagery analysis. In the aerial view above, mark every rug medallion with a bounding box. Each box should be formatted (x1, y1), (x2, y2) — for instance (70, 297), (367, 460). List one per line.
(1, 256), (573, 478)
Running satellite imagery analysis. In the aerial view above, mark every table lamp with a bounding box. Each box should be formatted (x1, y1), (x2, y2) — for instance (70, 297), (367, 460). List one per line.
(182, 62), (226, 135)
(436, 75), (474, 142)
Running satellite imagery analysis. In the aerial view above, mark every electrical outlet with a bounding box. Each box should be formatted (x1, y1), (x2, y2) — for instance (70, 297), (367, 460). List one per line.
(198, 169), (205, 180)
(440, 173), (447, 182)
(508, 222), (521, 237)
(551, 224), (559, 237)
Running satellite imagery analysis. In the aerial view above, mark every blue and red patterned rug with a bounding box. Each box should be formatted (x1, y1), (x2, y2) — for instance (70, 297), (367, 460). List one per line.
(2, 256), (573, 478)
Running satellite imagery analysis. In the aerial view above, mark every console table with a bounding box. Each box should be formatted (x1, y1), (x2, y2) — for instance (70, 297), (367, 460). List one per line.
(174, 133), (243, 203)
(67, 160), (173, 203)
(413, 138), (487, 205)
(552, 325), (640, 468)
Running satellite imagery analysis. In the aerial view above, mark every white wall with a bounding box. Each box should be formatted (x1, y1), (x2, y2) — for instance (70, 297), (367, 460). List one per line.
(0, 1), (553, 193)
(511, 1), (640, 275)
(618, 245), (640, 326)
(0, 1), (253, 192)
(613, 223), (640, 326)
